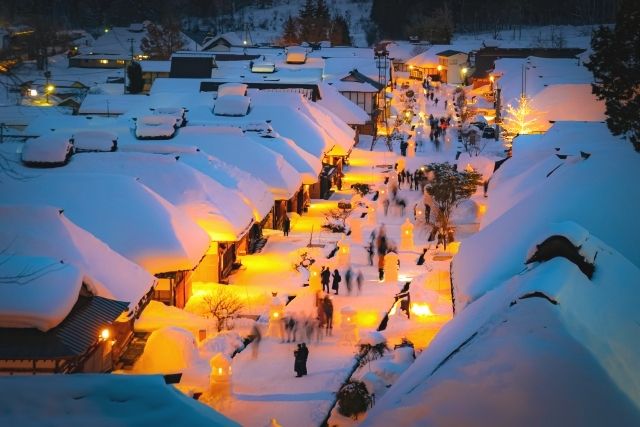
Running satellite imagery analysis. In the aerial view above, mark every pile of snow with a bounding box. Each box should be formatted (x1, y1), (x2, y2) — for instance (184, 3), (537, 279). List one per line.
(0, 173), (210, 275)
(0, 374), (240, 427)
(0, 205), (155, 313)
(365, 237), (640, 426)
(214, 95), (251, 117)
(0, 255), (82, 331)
(21, 135), (73, 166)
(135, 300), (214, 334)
(73, 130), (117, 152)
(199, 331), (245, 359)
(217, 83), (248, 97)
(456, 152), (497, 182)
(455, 124), (639, 308)
(358, 330), (386, 346)
(136, 326), (200, 374)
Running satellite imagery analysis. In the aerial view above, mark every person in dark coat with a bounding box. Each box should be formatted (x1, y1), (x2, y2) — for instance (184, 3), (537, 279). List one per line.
(323, 296), (334, 334)
(294, 343), (309, 377)
(356, 270), (364, 294)
(424, 203), (431, 223)
(345, 267), (353, 295)
(321, 266), (331, 293)
(331, 269), (341, 295)
(283, 216), (291, 237)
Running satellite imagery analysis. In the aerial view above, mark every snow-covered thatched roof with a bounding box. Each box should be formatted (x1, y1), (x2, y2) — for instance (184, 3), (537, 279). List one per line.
(0, 205), (156, 315)
(21, 135), (73, 166)
(0, 173), (210, 275)
(0, 374), (240, 427)
(175, 126), (302, 200)
(0, 255), (83, 332)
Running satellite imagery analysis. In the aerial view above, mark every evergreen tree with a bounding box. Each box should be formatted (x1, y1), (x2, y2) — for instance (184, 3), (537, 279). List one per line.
(127, 61), (144, 94)
(587, 0), (640, 151)
(425, 162), (482, 250)
(298, 0), (316, 43)
(314, 0), (331, 41)
(281, 15), (300, 45)
(141, 20), (187, 60)
(329, 14), (352, 46)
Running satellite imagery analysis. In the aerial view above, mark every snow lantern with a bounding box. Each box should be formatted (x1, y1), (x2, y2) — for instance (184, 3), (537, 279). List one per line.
(400, 218), (414, 251)
(336, 237), (351, 267)
(210, 352), (232, 382)
(396, 157), (406, 172)
(408, 140), (415, 157)
(209, 352), (232, 395)
(309, 264), (322, 292)
(367, 206), (377, 226)
(348, 216), (362, 244)
(384, 252), (399, 283)
(269, 294), (285, 323)
(340, 306), (358, 344)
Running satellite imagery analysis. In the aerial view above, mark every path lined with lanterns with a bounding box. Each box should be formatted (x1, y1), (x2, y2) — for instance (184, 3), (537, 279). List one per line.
(201, 77), (464, 426)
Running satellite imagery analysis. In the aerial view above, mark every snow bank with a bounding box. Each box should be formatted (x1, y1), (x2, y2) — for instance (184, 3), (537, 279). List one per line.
(21, 135), (73, 166)
(135, 300), (213, 333)
(0, 255), (81, 331)
(154, 107), (187, 127)
(199, 331), (245, 359)
(0, 204), (155, 313)
(0, 173), (210, 275)
(455, 123), (640, 309)
(0, 374), (240, 427)
(366, 242), (640, 426)
(136, 326), (200, 374)
(73, 130), (117, 152)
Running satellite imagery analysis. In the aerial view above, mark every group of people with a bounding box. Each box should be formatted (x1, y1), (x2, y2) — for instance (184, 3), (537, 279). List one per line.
(367, 225), (399, 282)
(397, 168), (428, 193)
(428, 114), (452, 148)
(320, 265), (363, 296)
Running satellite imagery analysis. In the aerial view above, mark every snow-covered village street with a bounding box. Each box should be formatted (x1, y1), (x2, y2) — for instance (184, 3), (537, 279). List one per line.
(1, 1), (640, 426)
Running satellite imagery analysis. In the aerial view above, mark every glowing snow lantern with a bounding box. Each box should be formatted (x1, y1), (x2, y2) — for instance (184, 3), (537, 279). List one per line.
(309, 264), (322, 292)
(410, 302), (434, 318)
(397, 157), (406, 172)
(340, 306), (358, 343)
(367, 206), (377, 226)
(337, 237), (350, 267)
(400, 218), (414, 251)
(408, 140), (415, 157)
(384, 252), (399, 283)
(209, 352), (232, 394)
(348, 216), (362, 244)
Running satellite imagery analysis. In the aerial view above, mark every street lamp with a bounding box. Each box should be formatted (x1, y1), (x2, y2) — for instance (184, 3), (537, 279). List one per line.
(461, 67), (468, 86)
(45, 83), (55, 104)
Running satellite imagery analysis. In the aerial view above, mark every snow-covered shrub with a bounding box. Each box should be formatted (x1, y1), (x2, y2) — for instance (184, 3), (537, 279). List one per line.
(136, 326), (199, 374)
(357, 331), (389, 368)
(292, 250), (315, 272)
(350, 183), (371, 197)
(337, 380), (372, 419)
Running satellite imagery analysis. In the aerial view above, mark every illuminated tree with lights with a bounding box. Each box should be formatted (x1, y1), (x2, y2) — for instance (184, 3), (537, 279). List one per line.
(502, 94), (540, 138)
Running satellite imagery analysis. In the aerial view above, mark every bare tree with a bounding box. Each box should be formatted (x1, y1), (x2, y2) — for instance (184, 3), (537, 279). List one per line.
(202, 287), (245, 332)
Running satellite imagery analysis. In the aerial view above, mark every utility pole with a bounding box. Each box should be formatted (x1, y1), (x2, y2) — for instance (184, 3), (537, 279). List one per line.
(125, 38), (134, 94)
